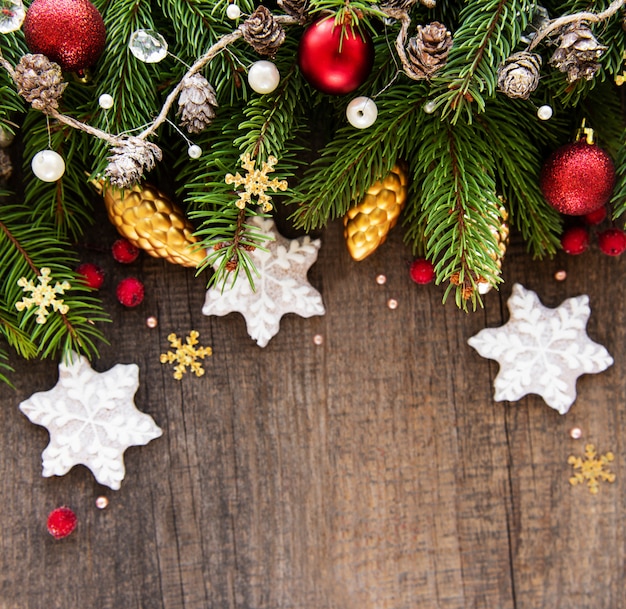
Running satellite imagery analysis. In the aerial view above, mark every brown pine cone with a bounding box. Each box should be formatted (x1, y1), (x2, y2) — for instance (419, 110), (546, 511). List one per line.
(549, 21), (607, 83)
(104, 137), (163, 189)
(497, 51), (542, 100)
(406, 22), (452, 79)
(0, 149), (11, 183)
(177, 74), (218, 134)
(241, 6), (285, 57)
(277, 0), (309, 23)
(13, 54), (67, 113)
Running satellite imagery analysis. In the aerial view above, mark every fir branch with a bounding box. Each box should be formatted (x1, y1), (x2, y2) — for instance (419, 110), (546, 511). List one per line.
(0, 348), (13, 388)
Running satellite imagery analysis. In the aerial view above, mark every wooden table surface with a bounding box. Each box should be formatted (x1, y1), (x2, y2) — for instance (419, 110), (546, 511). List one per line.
(1, 207), (624, 609)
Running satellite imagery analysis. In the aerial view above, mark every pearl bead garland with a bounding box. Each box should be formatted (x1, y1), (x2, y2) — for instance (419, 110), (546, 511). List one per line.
(188, 144), (202, 159)
(31, 150), (66, 182)
(98, 93), (114, 109)
(537, 105), (553, 121)
(248, 61), (280, 94)
(226, 3), (241, 19)
(346, 96), (378, 129)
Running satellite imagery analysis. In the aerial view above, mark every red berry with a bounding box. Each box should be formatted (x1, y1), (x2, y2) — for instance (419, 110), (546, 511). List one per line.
(112, 239), (140, 264)
(583, 206), (607, 225)
(409, 258), (436, 284)
(560, 226), (589, 255)
(598, 228), (626, 256)
(76, 262), (105, 289)
(47, 506), (77, 539)
(116, 277), (145, 307)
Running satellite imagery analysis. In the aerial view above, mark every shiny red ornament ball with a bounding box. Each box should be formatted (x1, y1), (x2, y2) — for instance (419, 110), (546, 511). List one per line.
(298, 17), (374, 95)
(76, 262), (105, 289)
(598, 228), (626, 256)
(47, 506), (77, 539)
(540, 140), (616, 216)
(583, 206), (607, 225)
(112, 238), (140, 264)
(116, 277), (144, 307)
(409, 258), (436, 284)
(23, 0), (106, 72)
(560, 226), (589, 255)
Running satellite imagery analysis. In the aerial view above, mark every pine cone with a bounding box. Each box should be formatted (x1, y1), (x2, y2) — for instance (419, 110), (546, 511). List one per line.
(497, 51), (542, 100)
(549, 21), (607, 83)
(0, 149), (11, 183)
(13, 54), (67, 113)
(277, 0), (309, 23)
(104, 137), (163, 189)
(177, 74), (218, 134)
(406, 22), (452, 79)
(241, 6), (285, 56)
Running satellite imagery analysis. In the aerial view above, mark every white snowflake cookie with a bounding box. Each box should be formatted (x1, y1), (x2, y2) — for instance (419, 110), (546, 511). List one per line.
(19, 353), (162, 490)
(203, 216), (325, 347)
(468, 283), (613, 414)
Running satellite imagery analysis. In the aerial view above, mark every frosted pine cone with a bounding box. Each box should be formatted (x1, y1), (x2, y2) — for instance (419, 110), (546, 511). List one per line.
(177, 74), (218, 134)
(277, 0), (309, 23)
(13, 54), (67, 113)
(241, 6), (285, 56)
(105, 137), (163, 189)
(497, 51), (542, 100)
(549, 21), (607, 82)
(406, 22), (452, 79)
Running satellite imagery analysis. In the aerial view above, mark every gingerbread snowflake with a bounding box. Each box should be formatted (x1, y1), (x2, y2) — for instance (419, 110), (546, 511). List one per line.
(568, 444), (616, 494)
(15, 267), (70, 324)
(160, 331), (212, 379)
(18, 353), (162, 490)
(467, 283), (613, 414)
(203, 216), (325, 347)
(225, 153), (288, 212)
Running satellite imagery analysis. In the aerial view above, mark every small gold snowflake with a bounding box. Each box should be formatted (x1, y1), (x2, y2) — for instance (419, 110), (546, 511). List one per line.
(15, 267), (71, 324)
(160, 331), (212, 380)
(568, 444), (616, 495)
(225, 153), (288, 212)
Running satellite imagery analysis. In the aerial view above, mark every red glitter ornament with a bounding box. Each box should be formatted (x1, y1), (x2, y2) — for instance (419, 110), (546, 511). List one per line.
(598, 228), (626, 256)
(23, 0), (106, 73)
(47, 506), (77, 539)
(116, 277), (144, 307)
(298, 17), (374, 96)
(560, 225), (589, 255)
(409, 258), (436, 284)
(540, 140), (616, 216)
(112, 238), (140, 264)
(583, 206), (607, 225)
(76, 262), (105, 289)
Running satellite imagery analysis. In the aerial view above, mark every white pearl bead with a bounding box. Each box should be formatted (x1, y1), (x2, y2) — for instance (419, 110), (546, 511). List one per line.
(226, 3), (241, 19)
(188, 144), (202, 159)
(31, 150), (65, 182)
(423, 100), (437, 114)
(98, 93), (114, 109)
(537, 104), (553, 121)
(346, 97), (378, 129)
(248, 61), (280, 94)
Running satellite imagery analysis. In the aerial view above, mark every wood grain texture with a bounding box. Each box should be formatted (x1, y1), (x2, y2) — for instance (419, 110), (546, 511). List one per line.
(1, 209), (624, 609)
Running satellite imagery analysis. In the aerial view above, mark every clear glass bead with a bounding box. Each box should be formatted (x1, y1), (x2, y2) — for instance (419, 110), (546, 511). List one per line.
(129, 29), (168, 63)
(0, 0), (25, 34)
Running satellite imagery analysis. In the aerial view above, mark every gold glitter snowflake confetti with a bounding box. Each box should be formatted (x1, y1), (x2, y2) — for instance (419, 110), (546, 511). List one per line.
(15, 267), (71, 324)
(225, 153), (288, 212)
(568, 444), (616, 495)
(160, 331), (212, 380)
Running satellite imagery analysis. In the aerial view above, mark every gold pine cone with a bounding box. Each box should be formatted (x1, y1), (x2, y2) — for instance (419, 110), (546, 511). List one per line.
(343, 162), (409, 261)
(96, 181), (206, 268)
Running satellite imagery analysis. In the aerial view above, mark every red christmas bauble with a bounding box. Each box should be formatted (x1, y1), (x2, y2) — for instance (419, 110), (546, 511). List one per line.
(540, 140), (616, 216)
(23, 0), (106, 72)
(298, 17), (374, 96)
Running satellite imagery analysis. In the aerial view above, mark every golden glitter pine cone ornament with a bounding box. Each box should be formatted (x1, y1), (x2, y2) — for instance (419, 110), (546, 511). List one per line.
(343, 162), (409, 261)
(94, 181), (206, 268)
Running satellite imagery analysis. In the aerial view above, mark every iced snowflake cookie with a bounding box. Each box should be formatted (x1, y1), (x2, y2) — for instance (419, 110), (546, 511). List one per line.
(203, 216), (325, 347)
(467, 283), (613, 414)
(19, 353), (162, 490)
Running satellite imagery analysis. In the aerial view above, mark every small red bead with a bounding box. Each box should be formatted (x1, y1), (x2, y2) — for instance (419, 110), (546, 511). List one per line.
(76, 262), (105, 289)
(583, 206), (607, 225)
(47, 506), (77, 539)
(116, 277), (145, 307)
(598, 228), (626, 256)
(560, 226), (589, 255)
(409, 258), (436, 284)
(112, 238), (140, 264)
